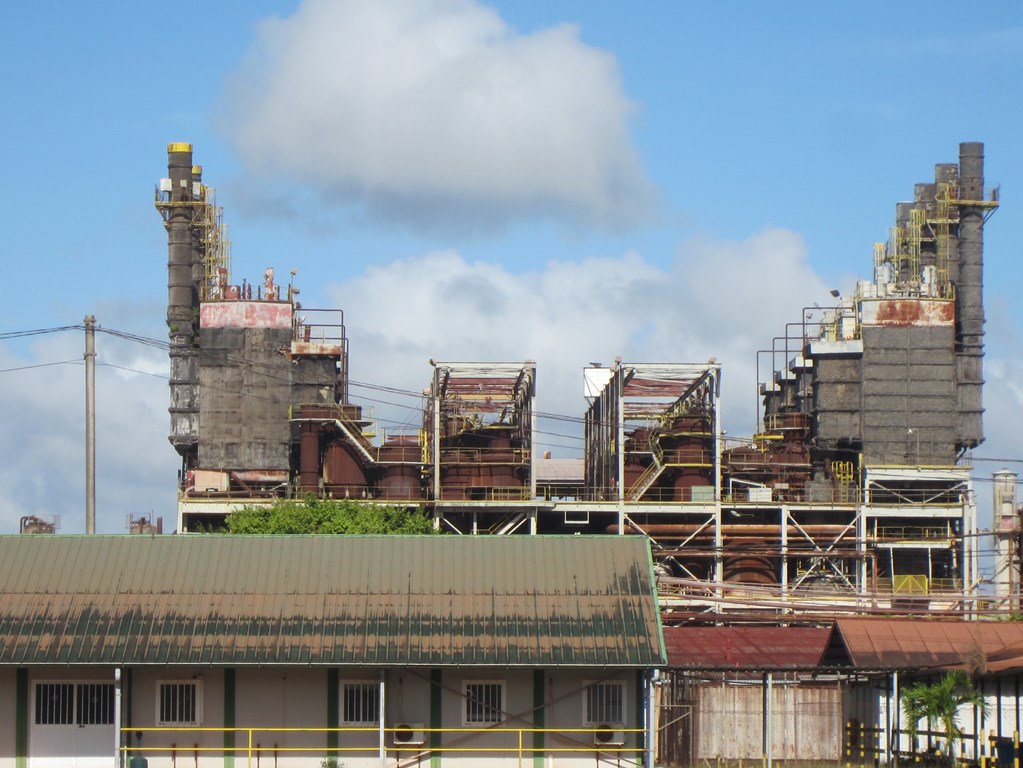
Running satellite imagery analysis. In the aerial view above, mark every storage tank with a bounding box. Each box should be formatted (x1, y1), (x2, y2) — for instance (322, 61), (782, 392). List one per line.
(379, 436), (425, 501)
(722, 538), (778, 585)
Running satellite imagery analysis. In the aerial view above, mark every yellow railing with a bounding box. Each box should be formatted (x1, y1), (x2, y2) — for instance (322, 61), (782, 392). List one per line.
(874, 525), (950, 541)
(438, 447), (531, 465)
(875, 577), (963, 594)
(121, 725), (645, 765)
(436, 485), (532, 502)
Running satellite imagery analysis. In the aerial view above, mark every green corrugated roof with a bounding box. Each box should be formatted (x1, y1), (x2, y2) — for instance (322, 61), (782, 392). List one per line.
(0, 535), (664, 668)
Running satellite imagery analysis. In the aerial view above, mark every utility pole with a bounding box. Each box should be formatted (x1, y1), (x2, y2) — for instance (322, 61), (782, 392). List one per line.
(84, 315), (96, 534)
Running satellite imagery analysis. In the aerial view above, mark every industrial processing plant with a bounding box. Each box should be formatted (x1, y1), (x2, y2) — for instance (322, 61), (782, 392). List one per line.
(156, 142), (1004, 619)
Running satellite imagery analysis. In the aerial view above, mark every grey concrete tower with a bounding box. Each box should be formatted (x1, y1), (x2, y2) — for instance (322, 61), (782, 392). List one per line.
(163, 142), (200, 462)
(955, 141), (985, 451)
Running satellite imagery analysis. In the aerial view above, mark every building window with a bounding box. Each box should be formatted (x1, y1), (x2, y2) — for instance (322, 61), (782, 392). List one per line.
(35, 683), (74, 725)
(34, 682), (114, 726)
(77, 683), (115, 725)
(464, 681), (504, 724)
(342, 682), (380, 724)
(584, 681), (625, 725)
(157, 681), (201, 726)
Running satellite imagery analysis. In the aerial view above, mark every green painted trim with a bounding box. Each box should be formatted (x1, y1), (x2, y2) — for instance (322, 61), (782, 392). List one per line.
(125, 668), (132, 730)
(645, 542), (669, 666)
(223, 668), (236, 768)
(15, 668), (27, 768)
(635, 669), (646, 764)
(123, 669), (132, 768)
(326, 669), (339, 760)
(532, 670), (545, 768)
(430, 669), (442, 768)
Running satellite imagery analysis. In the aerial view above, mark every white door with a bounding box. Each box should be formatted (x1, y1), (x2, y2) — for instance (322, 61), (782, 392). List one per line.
(31, 681), (115, 768)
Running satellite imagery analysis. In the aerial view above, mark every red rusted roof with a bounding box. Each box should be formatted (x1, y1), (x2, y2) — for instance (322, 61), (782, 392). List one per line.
(663, 625), (830, 669)
(825, 618), (1023, 672)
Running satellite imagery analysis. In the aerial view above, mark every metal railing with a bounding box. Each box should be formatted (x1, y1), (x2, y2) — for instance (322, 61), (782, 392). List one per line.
(121, 725), (646, 766)
(874, 576), (963, 594)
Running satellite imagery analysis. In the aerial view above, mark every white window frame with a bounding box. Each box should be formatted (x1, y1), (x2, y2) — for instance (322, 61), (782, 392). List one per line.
(156, 680), (203, 726)
(340, 680), (381, 725)
(583, 680), (625, 726)
(32, 681), (115, 727)
(33, 681), (75, 726)
(462, 680), (505, 725)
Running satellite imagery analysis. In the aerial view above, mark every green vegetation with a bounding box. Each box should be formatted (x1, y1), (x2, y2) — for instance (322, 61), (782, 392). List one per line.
(901, 671), (987, 761)
(225, 497), (436, 535)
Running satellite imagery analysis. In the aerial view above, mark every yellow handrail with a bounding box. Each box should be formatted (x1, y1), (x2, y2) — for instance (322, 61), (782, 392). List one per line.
(120, 725), (646, 766)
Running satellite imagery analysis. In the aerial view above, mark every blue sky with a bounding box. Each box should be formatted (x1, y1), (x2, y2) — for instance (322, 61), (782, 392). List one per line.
(1, 1), (1021, 534)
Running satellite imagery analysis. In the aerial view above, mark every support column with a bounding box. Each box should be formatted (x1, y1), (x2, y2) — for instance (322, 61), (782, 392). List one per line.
(114, 668), (122, 768)
(16, 668), (27, 768)
(327, 669), (339, 763)
(224, 668), (235, 768)
(430, 670), (442, 768)
(532, 670), (545, 768)
(780, 506), (789, 604)
(378, 672), (386, 766)
(85, 315), (96, 534)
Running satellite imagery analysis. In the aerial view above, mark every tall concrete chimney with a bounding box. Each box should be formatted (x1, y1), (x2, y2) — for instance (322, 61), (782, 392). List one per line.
(164, 143), (200, 461)
(955, 141), (985, 450)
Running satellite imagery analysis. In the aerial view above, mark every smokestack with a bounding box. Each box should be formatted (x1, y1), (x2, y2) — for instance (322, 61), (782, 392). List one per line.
(190, 164), (206, 296)
(164, 143), (200, 459)
(955, 141), (985, 449)
(167, 143), (194, 319)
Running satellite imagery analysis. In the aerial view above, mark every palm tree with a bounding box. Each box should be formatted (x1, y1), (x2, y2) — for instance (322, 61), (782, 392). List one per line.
(901, 670), (988, 763)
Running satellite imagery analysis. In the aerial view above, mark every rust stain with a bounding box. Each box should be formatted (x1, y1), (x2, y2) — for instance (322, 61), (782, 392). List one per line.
(200, 301), (292, 329)
(868, 299), (955, 326)
(663, 625), (829, 669)
(290, 341), (342, 357)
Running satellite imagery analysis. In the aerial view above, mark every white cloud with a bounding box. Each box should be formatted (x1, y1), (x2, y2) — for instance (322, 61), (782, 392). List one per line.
(974, 299), (1023, 526)
(328, 228), (832, 455)
(220, 0), (655, 233)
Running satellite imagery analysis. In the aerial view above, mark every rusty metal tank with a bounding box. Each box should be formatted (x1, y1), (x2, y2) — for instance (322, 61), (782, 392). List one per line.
(323, 440), (368, 498)
(378, 436), (424, 501)
(439, 448), (475, 500)
(661, 415), (714, 501)
(722, 538), (778, 585)
(623, 428), (652, 494)
(298, 420), (321, 494)
(483, 434), (523, 497)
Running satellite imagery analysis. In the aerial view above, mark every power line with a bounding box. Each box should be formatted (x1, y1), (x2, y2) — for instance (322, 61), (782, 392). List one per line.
(0, 325), (83, 340)
(0, 360), (80, 374)
(6, 323), (1023, 467)
(96, 362), (168, 379)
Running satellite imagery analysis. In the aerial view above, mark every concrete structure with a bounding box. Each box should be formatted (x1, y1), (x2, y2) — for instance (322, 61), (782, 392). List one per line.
(992, 469), (1021, 609)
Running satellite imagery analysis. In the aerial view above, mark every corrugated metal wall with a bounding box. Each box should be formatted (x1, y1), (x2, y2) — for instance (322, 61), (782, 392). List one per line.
(695, 680), (843, 761)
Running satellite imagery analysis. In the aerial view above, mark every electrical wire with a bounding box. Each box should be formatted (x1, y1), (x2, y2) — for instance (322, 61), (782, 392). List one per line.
(0, 360), (81, 374)
(5, 323), (1023, 472)
(0, 325), (82, 340)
